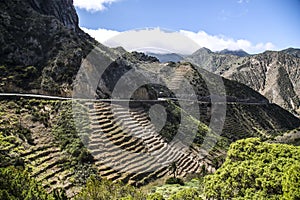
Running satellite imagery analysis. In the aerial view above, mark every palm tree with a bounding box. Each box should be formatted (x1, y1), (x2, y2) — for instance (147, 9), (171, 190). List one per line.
(169, 161), (177, 179)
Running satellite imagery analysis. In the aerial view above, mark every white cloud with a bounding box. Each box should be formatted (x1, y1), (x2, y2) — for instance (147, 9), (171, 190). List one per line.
(73, 0), (119, 12)
(81, 27), (276, 54)
(179, 30), (275, 54)
(82, 27), (200, 54)
(81, 27), (120, 42)
(104, 28), (201, 54)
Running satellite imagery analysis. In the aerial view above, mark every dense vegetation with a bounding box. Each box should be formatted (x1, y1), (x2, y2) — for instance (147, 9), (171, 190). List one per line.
(75, 176), (204, 200)
(75, 176), (146, 200)
(0, 166), (55, 200)
(203, 138), (300, 199)
(0, 166), (203, 200)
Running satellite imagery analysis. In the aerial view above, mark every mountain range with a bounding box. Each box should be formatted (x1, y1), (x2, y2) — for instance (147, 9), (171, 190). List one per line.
(184, 47), (300, 114)
(145, 47), (300, 115)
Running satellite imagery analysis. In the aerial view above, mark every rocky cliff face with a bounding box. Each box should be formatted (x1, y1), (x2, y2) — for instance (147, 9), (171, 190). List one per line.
(28, 0), (79, 31)
(0, 0), (96, 96)
(220, 51), (300, 114)
(186, 48), (300, 114)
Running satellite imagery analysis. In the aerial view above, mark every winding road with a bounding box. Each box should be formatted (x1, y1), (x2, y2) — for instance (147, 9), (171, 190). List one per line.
(0, 93), (270, 105)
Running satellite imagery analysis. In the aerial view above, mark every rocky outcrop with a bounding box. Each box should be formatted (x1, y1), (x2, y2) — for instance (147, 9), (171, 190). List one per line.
(28, 0), (79, 32)
(0, 0), (91, 95)
(186, 48), (300, 114)
(219, 51), (300, 114)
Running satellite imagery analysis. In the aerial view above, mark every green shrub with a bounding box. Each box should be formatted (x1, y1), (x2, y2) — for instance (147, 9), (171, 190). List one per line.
(51, 188), (68, 200)
(75, 176), (146, 200)
(147, 193), (165, 200)
(18, 126), (34, 144)
(168, 188), (202, 200)
(203, 138), (300, 199)
(282, 164), (300, 199)
(0, 166), (54, 200)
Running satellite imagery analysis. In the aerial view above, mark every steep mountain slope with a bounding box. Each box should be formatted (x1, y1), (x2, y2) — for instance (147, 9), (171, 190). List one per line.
(186, 48), (300, 114)
(0, 97), (231, 194)
(218, 51), (300, 114)
(2, 0), (299, 117)
(159, 63), (300, 141)
(281, 48), (300, 58)
(1, 95), (299, 197)
(0, 99), (96, 197)
(85, 51), (300, 141)
(0, 0), (121, 96)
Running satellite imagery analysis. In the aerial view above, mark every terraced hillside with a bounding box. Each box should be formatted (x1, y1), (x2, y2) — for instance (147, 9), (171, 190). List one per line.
(0, 99), (96, 198)
(20, 130), (77, 196)
(85, 101), (216, 187)
(0, 98), (222, 196)
(221, 104), (300, 141)
(1, 95), (300, 197)
(76, 97), (299, 186)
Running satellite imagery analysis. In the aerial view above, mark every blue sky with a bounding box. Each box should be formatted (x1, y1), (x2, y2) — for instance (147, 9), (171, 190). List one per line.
(74, 0), (300, 53)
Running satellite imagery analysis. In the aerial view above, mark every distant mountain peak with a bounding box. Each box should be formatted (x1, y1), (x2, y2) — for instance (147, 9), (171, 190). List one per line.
(217, 49), (249, 57)
(192, 47), (213, 55)
(281, 48), (300, 58)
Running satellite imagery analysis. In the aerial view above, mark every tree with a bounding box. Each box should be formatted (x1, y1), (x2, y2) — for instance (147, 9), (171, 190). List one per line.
(147, 193), (165, 200)
(169, 188), (202, 200)
(75, 176), (146, 200)
(0, 166), (54, 200)
(169, 162), (177, 179)
(203, 138), (300, 199)
(282, 164), (300, 199)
